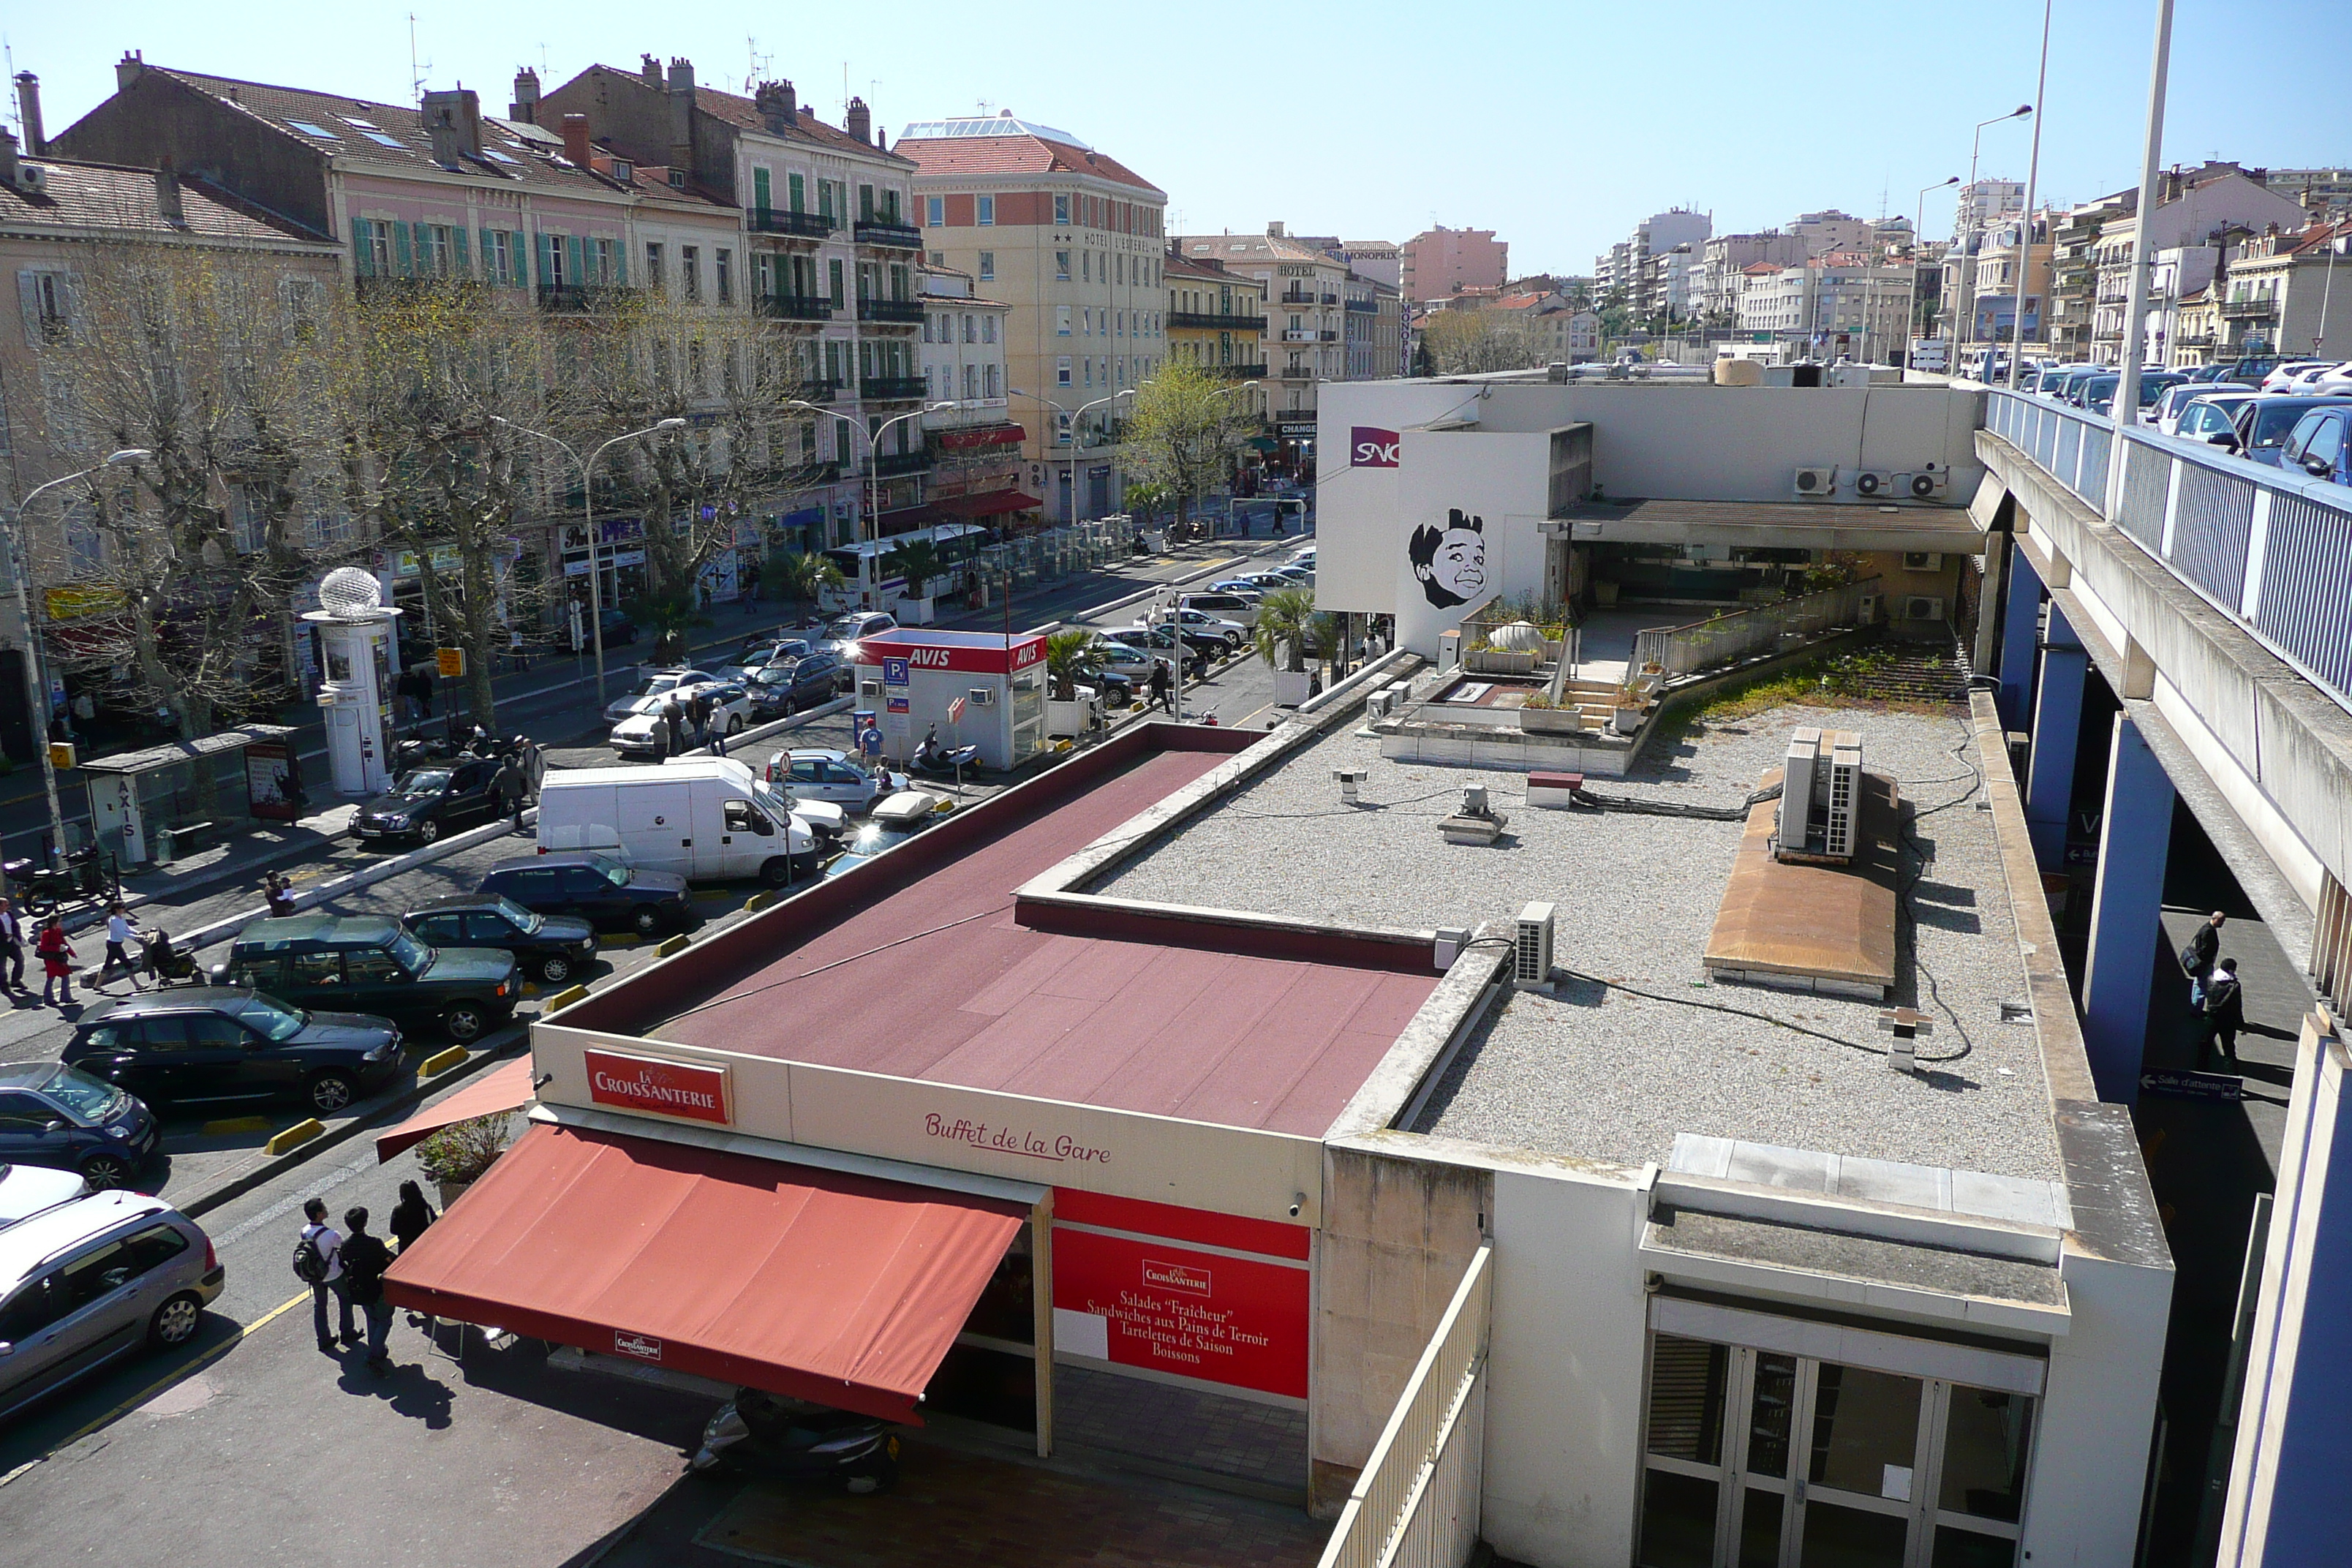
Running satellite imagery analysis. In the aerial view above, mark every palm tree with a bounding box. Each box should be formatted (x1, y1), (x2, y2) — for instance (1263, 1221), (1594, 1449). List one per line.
(1253, 589), (1318, 674)
(883, 538), (946, 600)
(629, 590), (712, 666)
(769, 550), (844, 622)
(1045, 628), (1097, 702)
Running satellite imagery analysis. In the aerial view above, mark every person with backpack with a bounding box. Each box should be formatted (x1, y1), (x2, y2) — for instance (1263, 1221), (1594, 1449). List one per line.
(295, 1197), (355, 1353)
(2179, 911), (2225, 1011)
(339, 1207), (396, 1373)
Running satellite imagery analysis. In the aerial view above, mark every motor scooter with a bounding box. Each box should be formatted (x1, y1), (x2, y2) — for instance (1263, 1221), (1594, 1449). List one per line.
(908, 742), (980, 780)
(687, 1387), (901, 1493)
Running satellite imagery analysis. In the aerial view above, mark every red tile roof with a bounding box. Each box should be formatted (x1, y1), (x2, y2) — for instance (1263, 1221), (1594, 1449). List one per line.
(686, 81), (915, 168)
(0, 157), (335, 244)
(897, 129), (1164, 199)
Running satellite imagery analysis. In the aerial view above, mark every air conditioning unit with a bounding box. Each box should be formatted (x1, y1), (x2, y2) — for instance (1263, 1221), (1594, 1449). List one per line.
(12, 162), (50, 195)
(1901, 551), (1945, 572)
(1514, 902), (1556, 990)
(1823, 733), (1863, 861)
(1903, 596), (1948, 622)
(968, 685), (998, 707)
(1849, 470), (1896, 500)
(1904, 464), (1948, 497)
(1793, 464), (1837, 496)
(1778, 728), (1823, 853)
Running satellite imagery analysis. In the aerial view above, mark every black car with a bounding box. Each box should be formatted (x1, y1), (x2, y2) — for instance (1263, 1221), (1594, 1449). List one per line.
(404, 894), (598, 985)
(216, 916), (517, 1044)
(353, 758), (510, 845)
(0, 1062), (159, 1189)
(600, 608), (639, 646)
(62, 989), (404, 1117)
(744, 652), (849, 719)
(477, 851), (693, 937)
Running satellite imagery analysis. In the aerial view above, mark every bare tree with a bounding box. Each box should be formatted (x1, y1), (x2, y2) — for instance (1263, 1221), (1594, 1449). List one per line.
(1420, 307), (1545, 375)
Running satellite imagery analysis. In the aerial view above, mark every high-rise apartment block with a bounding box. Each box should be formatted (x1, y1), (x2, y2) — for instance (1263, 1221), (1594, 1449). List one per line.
(1401, 226), (1506, 300)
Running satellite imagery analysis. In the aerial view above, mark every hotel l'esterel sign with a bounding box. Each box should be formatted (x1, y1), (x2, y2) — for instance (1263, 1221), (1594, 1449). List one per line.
(583, 1049), (731, 1126)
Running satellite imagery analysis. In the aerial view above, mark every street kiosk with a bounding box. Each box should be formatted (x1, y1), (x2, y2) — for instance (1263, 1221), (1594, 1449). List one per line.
(852, 629), (1049, 770)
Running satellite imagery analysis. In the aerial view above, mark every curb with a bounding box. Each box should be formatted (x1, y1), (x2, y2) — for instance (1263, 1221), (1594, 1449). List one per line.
(177, 1025), (528, 1221)
(1057, 541), (1291, 630)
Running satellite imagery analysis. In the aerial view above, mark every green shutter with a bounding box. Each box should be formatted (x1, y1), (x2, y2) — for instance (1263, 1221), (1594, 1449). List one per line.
(353, 219), (374, 278)
(613, 240), (627, 287)
(393, 221), (414, 276)
(479, 228), (498, 282)
(539, 232), (557, 287)
(513, 233), (529, 288)
(565, 235), (585, 290)
(754, 168), (772, 215)
(788, 173), (803, 214)
(452, 226), (470, 274)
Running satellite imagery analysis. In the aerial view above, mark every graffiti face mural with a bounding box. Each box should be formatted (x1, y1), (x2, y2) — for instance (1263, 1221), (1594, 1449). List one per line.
(1408, 509), (1488, 608)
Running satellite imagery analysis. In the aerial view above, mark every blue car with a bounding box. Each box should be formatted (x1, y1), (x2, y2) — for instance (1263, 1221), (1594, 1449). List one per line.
(0, 1062), (161, 1190)
(2280, 407), (2352, 486)
(2218, 395), (2352, 467)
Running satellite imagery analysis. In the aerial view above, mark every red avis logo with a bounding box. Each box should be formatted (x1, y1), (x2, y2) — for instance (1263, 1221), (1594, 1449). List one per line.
(1351, 427), (1401, 468)
(908, 647), (955, 667)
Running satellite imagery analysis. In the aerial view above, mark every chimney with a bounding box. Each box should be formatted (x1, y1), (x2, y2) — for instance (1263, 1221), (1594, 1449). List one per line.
(0, 127), (17, 188)
(845, 96), (870, 146)
(1267, 220), (1285, 239)
(666, 57), (696, 176)
(510, 67), (540, 124)
(561, 112), (592, 169)
(641, 54), (663, 88)
(421, 89), (482, 167)
(14, 72), (44, 157)
(155, 159), (184, 226)
(116, 50), (146, 94)
(754, 79), (796, 136)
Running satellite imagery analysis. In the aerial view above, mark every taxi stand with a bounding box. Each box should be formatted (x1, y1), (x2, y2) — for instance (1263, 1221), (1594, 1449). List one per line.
(853, 629), (1050, 770)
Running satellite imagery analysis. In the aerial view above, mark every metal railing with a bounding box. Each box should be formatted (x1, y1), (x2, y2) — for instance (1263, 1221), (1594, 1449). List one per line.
(1985, 387), (2352, 718)
(1317, 1242), (1492, 1568)
(858, 298), (926, 324)
(747, 209), (835, 239)
(1631, 576), (1884, 680)
(1167, 311), (1267, 331)
(755, 293), (832, 321)
(853, 219), (924, 249)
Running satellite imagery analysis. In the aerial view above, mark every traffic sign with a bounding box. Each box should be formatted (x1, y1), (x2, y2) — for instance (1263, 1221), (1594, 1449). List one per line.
(882, 657), (911, 687)
(886, 695), (910, 714)
(436, 647), (466, 679)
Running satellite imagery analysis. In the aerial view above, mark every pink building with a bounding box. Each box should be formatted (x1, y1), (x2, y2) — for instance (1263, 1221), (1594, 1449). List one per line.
(1401, 226), (1507, 298)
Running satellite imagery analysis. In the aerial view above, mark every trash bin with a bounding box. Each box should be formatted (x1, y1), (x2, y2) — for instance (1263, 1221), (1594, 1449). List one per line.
(155, 826), (176, 867)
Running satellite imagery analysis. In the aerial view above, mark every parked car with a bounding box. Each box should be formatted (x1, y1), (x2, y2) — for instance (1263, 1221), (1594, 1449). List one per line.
(1085, 638), (1156, 681)
(2072, 372), (2120, 412)
(1175, 592), (1259, 629)
(821, 790), (953, 880)
(766, 748), (903, 812)
(402, 894), (599, 986)
(604, 668), (720, 725)
(2261, 360), (2335, 393)
(2173, 392), (2260, 443)
(2219, 395), (2352, 465)
(743, 652), (850, 718)
(0, 1190), (225, 1419)
(352, 757), (510, 845)
(2280, 407), (2352, 485)
(608, 682), (755, 757)
(478, 851), (693, 937)
(2307, 363), (2352, 396)
(817, 611), (897, 657)
(2156, 381), (2254, 435)
(1205, 580), (1267, 602)
(216, 916), (517, 1045)
(1171, 608), (1247, 647)
(598, 608), (639, 647)
(0, 1063), (160, 1190)
(61, 990), (404, 1116)
(1100, 621), (1227, 660)
(2052, 366), (2107, 403)
(716, 637), (816, 682)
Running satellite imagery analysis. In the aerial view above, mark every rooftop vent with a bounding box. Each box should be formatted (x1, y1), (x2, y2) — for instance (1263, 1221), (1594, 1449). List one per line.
(1439, 784), (1508, 846)
(1514, 903), (1556, 990)
(1774, 727), (1861, 864)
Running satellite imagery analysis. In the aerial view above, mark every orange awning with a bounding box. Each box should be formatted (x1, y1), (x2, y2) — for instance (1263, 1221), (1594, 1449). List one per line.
(375, 1057), (538, 1162)
(382, 1123), (1028, 1422)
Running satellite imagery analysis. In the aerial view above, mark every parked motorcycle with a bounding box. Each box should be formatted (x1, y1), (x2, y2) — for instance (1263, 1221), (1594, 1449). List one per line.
(909, 742), (981, 780)
(686, 1387), (901, 1493)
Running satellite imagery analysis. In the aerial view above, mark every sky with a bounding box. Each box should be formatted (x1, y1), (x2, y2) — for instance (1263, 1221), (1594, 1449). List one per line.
(5, 0), (2348, 276)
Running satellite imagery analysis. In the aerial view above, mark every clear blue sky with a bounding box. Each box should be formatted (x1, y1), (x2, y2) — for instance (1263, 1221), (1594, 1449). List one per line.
(5, 0), (2346, 275)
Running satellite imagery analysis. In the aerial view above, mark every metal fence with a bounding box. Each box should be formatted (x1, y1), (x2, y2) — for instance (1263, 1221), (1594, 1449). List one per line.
(1630, 577), (1885, 682)
(1316, 1242), (1493, 1568)
(1984, 389), (2352, 716)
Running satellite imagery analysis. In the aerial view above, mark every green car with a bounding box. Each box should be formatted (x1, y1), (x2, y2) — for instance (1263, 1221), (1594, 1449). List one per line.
(215, 916), (519, 1044)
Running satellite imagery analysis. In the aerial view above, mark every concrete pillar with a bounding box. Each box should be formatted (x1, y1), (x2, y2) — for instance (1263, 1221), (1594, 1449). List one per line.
(2081, 715), (2172, 1103)
(1997, 541), (2043, 731)
(2025, 601), (2087, 867)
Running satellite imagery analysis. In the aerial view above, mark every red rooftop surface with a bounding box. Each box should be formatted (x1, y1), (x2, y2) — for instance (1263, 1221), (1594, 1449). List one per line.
(619, 735), (1439, 1138)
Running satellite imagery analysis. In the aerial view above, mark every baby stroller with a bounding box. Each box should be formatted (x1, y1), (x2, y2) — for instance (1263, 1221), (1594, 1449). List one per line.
(144, 929), (202, 989)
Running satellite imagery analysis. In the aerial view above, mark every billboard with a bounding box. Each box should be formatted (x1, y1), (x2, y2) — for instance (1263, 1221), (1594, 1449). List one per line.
(1052, 1226), (1308, 1399)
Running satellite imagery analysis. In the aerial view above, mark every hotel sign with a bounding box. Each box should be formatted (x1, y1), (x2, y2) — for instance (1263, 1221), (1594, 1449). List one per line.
(582, 1050), (732, 1126)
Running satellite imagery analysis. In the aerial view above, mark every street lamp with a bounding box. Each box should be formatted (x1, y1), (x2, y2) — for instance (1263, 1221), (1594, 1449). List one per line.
(1006, 388), (1133, 525)
(1915, 177), (1960, 352)
(491, 415), (686, 704)
(1956, 106), (2033, 374)
(785, 400), (957, 603)
(3, 448), (148, 864)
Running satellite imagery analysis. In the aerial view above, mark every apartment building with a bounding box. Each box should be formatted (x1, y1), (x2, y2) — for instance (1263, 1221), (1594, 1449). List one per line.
(1175, 224), (1352, 455)
(1700, 231), (1808, 323)
(1594, 208), (1711, 301)
(1785, 208), (1874, 257)
(1163, 249), (1268, 417)
(1955, 179), (2025, 241)
(2263, 166), (2352, 217)
(1963, 212), (2054, 347)
(1490, 290), (1599, 363)
(1401, 225), (1506, 298)
(898, 113), (1166, 525)
(537, 58), (927, 545)
(1343, 274), (1401, 381)
(1736, 255), (1916, 359)
(917, 266), (1030, 532)
(2086, 164), (2306, 364)
(2045, 192), (2133, 361)
(2219, 217), (2352, 360)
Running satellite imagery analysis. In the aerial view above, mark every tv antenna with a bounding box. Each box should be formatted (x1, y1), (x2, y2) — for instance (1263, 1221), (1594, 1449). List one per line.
(407, 14), (433, 105)
(743, 35), (771, 92)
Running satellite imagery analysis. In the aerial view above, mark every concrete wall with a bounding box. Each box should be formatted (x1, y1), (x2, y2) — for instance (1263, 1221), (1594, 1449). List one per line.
(1392, 426), (1556, 653)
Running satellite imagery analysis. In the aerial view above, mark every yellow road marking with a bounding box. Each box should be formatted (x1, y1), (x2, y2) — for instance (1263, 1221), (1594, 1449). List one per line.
(200, 1115), (272, 1136)
(0, 1289), (311, 1488)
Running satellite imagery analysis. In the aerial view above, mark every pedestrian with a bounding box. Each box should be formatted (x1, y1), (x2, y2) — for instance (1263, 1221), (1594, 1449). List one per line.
(508, 627), (530, 673)
(0, 895), (25, 994)
(660, 697), (685, 757)
(2197, 958), (2245, 1072)
(339, 1207), (396, 1373)
(98, 902), (143, 991)
(416, 664), (437, 718)
(282, 750), (309, 815)
(2179, 911), (2226, 1011)
(265, 870), (296, 919)
(35, 915), (73, 1007)
(710, 719), (727, 759)
(389, 1180), (437, 1254)
(496, 750), (528, 834)
(859, 718), (885, 776)
(1147, 660), (1173, 714)
(294, 1196), (355, 1354)
(690, 689), (712, 750)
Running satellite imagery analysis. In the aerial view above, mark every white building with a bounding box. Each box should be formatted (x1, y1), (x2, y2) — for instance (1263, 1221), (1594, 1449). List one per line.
(1737, 257), (1916, 360)
(1175, 223), (1354, 453)
(1956, 180), (2026, 242)
(1596, 208), (1712, 301)
(918, 266), (1030, 532)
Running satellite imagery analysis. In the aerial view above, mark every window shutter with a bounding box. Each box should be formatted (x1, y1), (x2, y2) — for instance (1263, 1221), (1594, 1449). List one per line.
(513, 233), (529, 288)
(478, 228), (497, 281)
(18, 270), (45, 338)
(351, 219), (375, 278)
(565, 235), (584, 289)
(452, 226), (470, 274)
(614, 241), (627, 286)
(393, 221), (414, 276)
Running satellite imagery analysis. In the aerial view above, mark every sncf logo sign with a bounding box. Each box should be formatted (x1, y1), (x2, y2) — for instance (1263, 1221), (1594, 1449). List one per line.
(1351, 426), (1401, 468)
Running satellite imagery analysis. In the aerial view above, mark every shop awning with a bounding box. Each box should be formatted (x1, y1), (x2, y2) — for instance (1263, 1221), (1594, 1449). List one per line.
(934, 489), (1042, 518)
(382, 1123), (1029, 1422)
(374, 1057), (537, 1162)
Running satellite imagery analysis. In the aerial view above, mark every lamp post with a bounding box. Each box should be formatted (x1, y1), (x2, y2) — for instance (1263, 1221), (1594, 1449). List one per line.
(2, 448), (148, 864)
(2009, 0), (2054, 388)
(1007, 388), (1132, 527)
(786, 400), (957, 604)
(1956, 106), (2034, 377)
(2106, 0), (2177, 517)
(492, 415), (686, 704)
(1915, 177), (1960, 353)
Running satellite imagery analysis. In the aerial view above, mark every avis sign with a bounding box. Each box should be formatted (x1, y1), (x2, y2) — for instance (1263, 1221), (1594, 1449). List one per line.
(582, 1049), (732, 1126)
(1351, 426), (1401, 468)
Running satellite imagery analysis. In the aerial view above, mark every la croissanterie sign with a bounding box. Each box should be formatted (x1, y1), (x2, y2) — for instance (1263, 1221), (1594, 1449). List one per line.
(582, 1049), (732, 1126)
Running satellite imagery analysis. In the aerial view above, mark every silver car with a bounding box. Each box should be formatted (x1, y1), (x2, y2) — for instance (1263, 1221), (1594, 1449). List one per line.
(0, 1191), (223, 1419)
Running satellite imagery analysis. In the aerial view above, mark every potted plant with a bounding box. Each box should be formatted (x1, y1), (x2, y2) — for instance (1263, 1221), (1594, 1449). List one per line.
(1518, 690), (1586, 736)
(415, 1111), (515, 1209)
(1254, 589), (1320, 706)
(1611, 684), (1646, 735)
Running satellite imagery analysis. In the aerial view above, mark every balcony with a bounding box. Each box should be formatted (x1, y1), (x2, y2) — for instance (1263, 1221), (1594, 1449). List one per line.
(747, 208), (835, 240)
(1277, 291), (1318, 306)
(1166, 312), (1267, 331)
(1278, 364), (1315, 382)
(1318, 329), (1339, 342)
(1281, 328), (1319, 342)
(1219, 363), (1268, 380)
(2221, 296), (2278, 320)
(1319, 292), (1340, 305)
(535, 283), (635, 312)
(872, 450), (930, 478)
(859, 298), (926, 325)
(860, 376), (929, 402)
(797, 379), (847, 402)
(853, 219), (924, 250)
(755, 293), (832, 322)
(1344, 298), (1376, 312)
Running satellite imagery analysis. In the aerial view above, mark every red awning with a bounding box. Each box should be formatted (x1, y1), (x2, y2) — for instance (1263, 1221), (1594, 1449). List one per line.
(933, 423), (1026, 451)
(934, 489), (1042, 518)
(374, 1057), (537, 1162)
(382, 1123), (1029, 1422)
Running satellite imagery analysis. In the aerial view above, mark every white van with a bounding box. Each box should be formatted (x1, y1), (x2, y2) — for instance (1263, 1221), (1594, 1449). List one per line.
(535, 758), (816, 886)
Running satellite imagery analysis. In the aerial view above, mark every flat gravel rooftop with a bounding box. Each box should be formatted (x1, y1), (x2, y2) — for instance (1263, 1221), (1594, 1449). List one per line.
(1099, 704), (2059, 1180)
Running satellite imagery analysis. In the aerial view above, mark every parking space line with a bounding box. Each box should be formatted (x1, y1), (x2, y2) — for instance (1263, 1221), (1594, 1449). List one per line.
(0, 1288), (310, 1490)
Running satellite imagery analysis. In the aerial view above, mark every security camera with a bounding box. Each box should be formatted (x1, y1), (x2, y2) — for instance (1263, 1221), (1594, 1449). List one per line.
(1288, 1192), (1305, 1219)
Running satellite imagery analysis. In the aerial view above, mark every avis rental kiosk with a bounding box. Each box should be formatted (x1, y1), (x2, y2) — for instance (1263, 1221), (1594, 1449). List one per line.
(853, 629), (1048, 769)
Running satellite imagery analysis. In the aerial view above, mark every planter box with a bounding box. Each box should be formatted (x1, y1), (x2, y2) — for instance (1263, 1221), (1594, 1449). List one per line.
(1612, 706), (1644, 736)
(1273, 668), (1316, 706)
(1519, 707), (1588, 736)
(1464, 648), (1538, 676)
(1046, 695), (1101, 736)
(436, 1179), (474, 1209)
(1594, 581), (1621, 607)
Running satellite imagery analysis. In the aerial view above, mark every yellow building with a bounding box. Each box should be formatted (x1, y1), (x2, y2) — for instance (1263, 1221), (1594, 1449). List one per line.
(1163, 250), (1268, 419)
